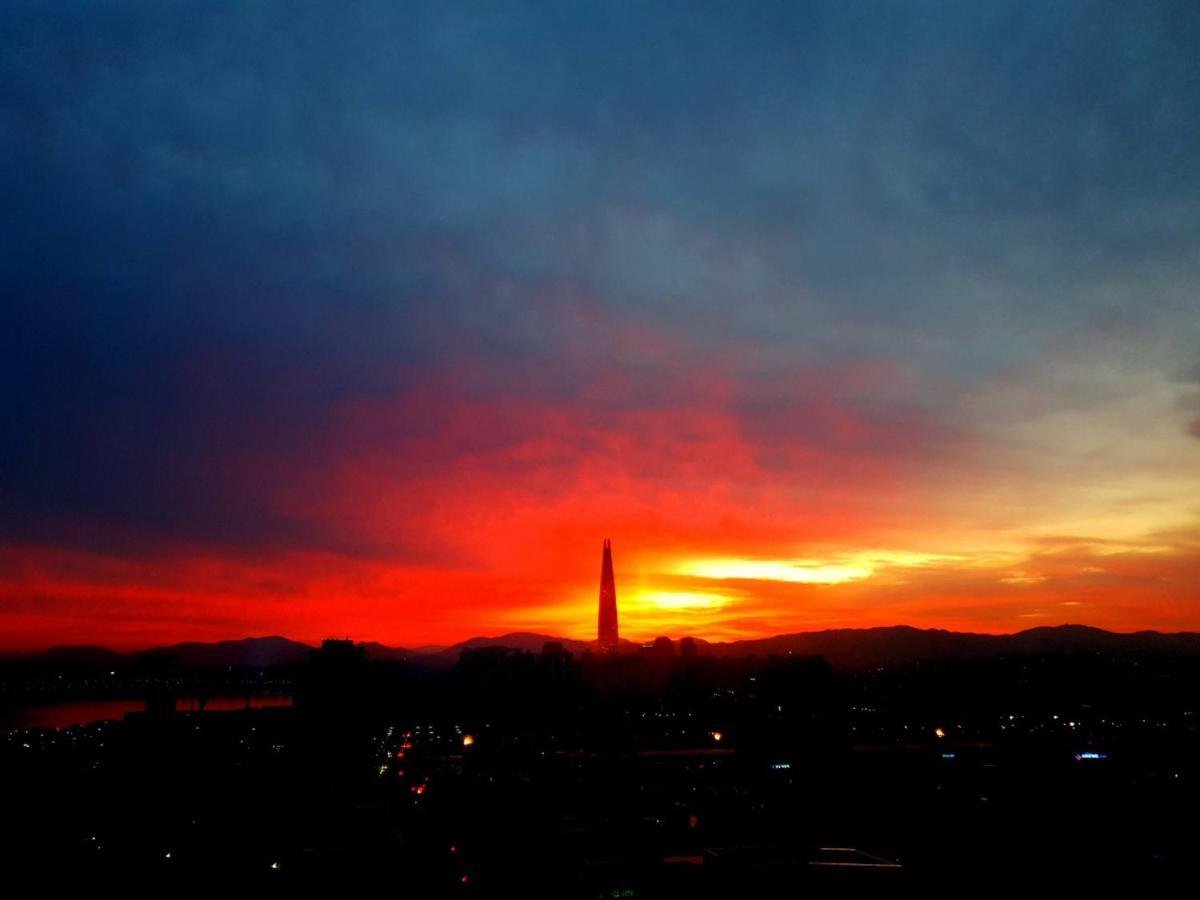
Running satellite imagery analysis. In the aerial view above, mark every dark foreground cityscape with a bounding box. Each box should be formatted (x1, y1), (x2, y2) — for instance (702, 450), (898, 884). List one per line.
(4, 543), (1200, 896)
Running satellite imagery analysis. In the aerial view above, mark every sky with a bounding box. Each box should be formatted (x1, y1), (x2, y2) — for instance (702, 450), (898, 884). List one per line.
(3, 1), (1200, 650)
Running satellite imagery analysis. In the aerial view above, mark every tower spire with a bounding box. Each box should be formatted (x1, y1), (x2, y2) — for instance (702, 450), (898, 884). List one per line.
(598, 539), (618, 649)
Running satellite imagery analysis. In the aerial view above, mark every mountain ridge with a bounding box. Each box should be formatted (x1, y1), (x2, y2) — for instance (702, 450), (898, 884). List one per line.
(8, 624), (1200, 670)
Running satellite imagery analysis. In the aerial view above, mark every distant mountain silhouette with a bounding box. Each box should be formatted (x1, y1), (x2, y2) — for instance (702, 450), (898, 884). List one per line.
(10, 636), (314, 669)
(699, 624), (1200, 668)
(36, 645), (123, 667)
(421, 632), (599, 665)
(11, 625), (1200, 670)
(456, 631), (591, 652)
(145, 636), (312, 668)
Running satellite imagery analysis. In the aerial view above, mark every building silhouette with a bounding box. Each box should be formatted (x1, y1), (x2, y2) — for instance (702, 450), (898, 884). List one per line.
(680, 636), (698, 663)
(597, 538), (619, 649)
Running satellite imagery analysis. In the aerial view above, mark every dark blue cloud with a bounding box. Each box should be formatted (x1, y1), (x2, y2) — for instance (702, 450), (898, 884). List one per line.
(3, 0), (1199, 556)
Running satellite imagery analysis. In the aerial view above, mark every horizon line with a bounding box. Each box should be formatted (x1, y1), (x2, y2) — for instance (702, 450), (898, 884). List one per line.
(8, 620), (1200, 657)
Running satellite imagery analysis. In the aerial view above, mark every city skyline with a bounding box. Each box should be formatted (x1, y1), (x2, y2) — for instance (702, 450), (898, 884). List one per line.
(4, 2), (1200, 650)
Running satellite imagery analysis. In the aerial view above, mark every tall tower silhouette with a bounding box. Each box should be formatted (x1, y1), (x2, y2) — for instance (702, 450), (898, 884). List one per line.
(597, 539), (619, 649)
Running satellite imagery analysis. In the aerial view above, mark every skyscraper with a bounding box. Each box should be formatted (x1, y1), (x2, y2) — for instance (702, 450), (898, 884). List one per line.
(597, 539), (619, 649)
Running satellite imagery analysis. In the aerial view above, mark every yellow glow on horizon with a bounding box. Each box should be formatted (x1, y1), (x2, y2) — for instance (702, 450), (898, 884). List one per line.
(677, 550), (965, 586)
(678, 559), (873, 585)
(636, 591), (732, 610)
(1000, 573), (1046, 585)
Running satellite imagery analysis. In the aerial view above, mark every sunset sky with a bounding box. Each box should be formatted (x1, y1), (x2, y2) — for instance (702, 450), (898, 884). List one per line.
(3, 1), (1199, 650)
